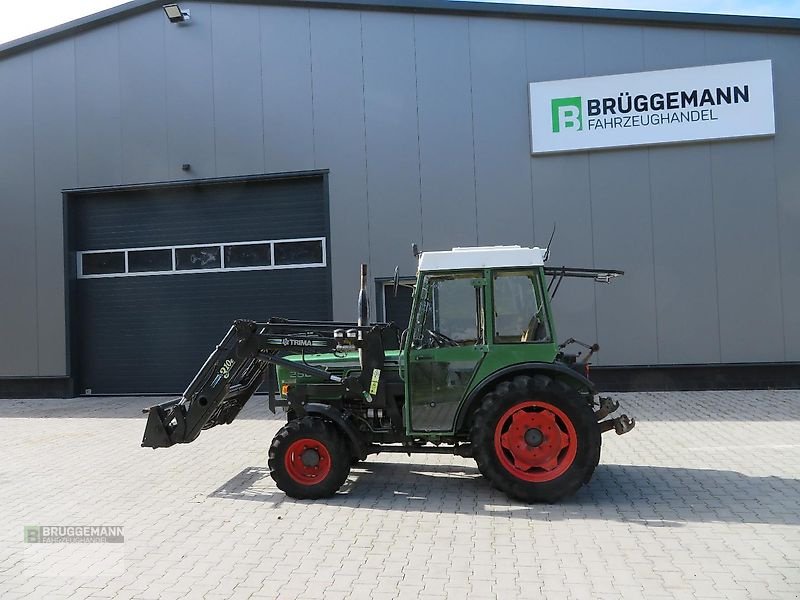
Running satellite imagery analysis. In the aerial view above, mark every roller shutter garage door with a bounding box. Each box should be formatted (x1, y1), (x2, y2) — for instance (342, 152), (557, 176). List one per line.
(70, 175), (331, 394)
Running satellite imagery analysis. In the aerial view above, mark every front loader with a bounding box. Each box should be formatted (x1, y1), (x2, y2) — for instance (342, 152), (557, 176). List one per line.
(142, 245), (634, 503)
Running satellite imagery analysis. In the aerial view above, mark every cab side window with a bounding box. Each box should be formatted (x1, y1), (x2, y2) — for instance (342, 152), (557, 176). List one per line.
(493, 272), (549, 343)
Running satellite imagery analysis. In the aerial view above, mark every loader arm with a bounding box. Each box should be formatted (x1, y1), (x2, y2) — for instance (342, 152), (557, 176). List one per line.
(141, 318), (392, 448)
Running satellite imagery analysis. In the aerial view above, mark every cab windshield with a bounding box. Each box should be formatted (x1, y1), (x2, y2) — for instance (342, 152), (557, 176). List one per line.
(412, 272), (483, 348)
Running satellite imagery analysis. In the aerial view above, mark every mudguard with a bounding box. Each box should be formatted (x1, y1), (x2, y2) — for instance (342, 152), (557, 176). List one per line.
(454, 362), (598, 433)
(303, 403), (368, 460)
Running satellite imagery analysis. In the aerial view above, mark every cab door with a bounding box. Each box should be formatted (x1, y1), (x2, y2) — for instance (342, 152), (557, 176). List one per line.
(405, 271), (486, 432)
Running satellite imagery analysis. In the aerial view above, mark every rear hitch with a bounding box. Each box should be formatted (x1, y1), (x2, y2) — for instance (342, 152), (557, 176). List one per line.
(599, 414), (636, 435)
(594, 396), (619, 420)
(594, 395), (635, 435)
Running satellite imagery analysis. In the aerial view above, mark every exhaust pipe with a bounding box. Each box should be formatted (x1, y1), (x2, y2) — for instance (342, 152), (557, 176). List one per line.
(358, 264), (369, 327)
(357, 264), (375, 403)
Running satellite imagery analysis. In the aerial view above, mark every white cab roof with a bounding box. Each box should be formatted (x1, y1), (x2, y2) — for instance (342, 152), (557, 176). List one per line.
(418, 245), (546, 272)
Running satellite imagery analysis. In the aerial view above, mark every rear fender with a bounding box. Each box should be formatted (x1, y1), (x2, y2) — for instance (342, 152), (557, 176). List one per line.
(454, 362), (597, 433)
(303, 403), (367, 460)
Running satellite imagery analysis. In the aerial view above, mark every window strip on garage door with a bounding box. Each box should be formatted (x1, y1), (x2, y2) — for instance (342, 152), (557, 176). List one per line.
(77, 237), (326, 279)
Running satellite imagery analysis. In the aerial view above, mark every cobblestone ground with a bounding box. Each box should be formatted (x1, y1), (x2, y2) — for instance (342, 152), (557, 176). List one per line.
(0, 391), (798, 600)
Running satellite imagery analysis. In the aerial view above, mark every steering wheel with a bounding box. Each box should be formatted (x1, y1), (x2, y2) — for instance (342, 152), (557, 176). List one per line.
(426, 329), (460, 347)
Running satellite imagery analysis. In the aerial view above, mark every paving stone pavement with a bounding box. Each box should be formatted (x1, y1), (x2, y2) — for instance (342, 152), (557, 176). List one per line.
(0, 390), (798, 600)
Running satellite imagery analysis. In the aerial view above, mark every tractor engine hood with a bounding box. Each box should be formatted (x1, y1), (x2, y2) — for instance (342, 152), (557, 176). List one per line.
(277, 349), (402, 386)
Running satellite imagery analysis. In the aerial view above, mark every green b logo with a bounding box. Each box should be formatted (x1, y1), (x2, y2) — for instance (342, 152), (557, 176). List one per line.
(551, 97), (582, 133)
(24, 526), (40, 543)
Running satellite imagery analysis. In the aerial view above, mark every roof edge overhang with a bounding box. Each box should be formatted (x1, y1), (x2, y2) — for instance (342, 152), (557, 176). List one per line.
(2, 0), (800, 60)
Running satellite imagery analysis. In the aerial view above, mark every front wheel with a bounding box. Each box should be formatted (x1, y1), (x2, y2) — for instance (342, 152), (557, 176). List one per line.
(269, 417), (351, 499)
(471, 375), (600, 503)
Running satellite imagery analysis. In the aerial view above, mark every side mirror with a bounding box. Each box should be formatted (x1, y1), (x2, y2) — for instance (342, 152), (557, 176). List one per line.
(393, 266), (400, 297)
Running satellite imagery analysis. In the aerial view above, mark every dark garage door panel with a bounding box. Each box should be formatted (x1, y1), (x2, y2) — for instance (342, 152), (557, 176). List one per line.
(73, 177), (327, 250)
(72, 175), (331, 394)
(77, 269), (329, 394)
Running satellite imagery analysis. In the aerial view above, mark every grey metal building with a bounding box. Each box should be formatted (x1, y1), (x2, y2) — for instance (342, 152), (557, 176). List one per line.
(0, 0), (798, 396)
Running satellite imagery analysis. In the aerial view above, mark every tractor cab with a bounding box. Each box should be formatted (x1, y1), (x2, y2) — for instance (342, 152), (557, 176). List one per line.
(404, 246), (557, 434)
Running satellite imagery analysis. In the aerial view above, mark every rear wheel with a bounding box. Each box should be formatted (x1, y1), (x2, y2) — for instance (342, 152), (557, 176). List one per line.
(471, 375), (600, 503)
(269, 417), (351, 499)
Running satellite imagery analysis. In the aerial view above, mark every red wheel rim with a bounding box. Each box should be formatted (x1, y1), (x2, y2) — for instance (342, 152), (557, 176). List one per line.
(284, 438), (332, 485)
(493, 400), (578, 482)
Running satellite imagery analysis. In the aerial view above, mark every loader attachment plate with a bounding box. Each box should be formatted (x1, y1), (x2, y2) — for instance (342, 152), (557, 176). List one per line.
(140, 320), (271, 448)
(141, 398), (182, 448)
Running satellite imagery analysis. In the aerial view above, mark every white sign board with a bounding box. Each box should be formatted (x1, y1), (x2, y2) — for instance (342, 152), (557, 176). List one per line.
(529, 60), (775, 154)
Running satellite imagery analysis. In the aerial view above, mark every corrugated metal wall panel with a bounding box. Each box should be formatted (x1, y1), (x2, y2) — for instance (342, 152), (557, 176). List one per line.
(648, 144), (721, 364)
(211, 4), (265, 176)
(32, 40), (77, 375)
(0, 54), (37, 376)
(309, 9), (370, 320)
(119, 11), (169, 185)
(470, 18), (533, 248)
(526, 20), (598, 354)
(362, 11), (422, 280)
(261, 6), (316, 173)
(75, 26), (122, 188)
(771, 33), (800, 361)
(642, 28), (721, 365)
(164, 2), (216, 179)
(415, 14), (478, 250)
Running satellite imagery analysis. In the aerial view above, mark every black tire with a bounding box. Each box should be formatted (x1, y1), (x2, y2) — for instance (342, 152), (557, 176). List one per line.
(268, 416), (351, 500)
(471, 374), (601, 503)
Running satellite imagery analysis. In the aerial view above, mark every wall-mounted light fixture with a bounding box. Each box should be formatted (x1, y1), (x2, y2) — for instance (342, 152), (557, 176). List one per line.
(163, 3), (190, 23)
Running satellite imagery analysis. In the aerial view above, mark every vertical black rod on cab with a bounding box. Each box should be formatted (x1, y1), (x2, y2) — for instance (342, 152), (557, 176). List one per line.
(358, 263), (369, 327)
(357, 263), (369, 376)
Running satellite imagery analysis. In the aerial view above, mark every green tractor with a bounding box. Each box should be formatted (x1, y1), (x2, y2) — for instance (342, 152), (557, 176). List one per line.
(142, 245), (634, 503)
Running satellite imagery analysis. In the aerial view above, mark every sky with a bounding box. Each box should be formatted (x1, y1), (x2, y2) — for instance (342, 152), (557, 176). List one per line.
(1, 0), (799, 45)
